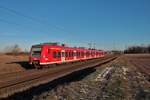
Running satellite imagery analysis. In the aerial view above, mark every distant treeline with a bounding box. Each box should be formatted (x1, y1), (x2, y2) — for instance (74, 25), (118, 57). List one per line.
(124, 45), (150, 53)
(4, 44), (29, 56)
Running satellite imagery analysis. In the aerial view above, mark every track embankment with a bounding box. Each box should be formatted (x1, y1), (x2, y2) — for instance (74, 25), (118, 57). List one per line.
(0, 55), (117, 98)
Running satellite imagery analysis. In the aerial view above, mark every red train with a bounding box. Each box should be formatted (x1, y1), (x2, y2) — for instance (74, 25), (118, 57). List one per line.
(29, 43), (105, 68)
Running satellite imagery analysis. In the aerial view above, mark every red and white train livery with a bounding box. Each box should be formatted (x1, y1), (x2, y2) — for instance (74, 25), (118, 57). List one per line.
(29, 43), (105, 67)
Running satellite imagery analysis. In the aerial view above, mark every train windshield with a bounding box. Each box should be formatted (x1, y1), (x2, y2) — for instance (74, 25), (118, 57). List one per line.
(31, 47), (41, 57)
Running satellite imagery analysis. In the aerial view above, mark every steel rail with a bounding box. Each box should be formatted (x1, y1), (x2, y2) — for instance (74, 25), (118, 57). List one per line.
(0, 56), (117, 98)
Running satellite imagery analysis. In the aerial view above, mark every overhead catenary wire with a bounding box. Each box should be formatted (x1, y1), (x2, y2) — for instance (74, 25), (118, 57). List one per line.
(0, 5), (72, 34)
(0, 17), (50, 38)
(0, 18), (23, 27)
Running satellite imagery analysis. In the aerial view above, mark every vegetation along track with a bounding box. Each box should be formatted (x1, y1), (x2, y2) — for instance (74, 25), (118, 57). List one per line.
(0, 55), (117, 98)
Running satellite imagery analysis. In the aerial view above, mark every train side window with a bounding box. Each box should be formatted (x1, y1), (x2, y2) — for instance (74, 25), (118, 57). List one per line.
(71, 52), (72, 57)
(65, 52), (68, 57)
(69, 52), (70, 57)
(67, 52), (69, 57)
(62, 52), (65, 57)
(70, 52), (72, 57)
(71, 52), (73, 57)
(82, 52), (84, 56)
(69, 52), (71, 57)
(53, 52), (57, 58)
(58, 52), (61, 58)
(78, 52), (80, 56)
(48, 49), (50, 54)
(68, 52), (70, 57)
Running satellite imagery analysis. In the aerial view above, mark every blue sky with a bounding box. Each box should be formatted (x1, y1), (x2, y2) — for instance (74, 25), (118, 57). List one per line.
(0, 0), (150, 51)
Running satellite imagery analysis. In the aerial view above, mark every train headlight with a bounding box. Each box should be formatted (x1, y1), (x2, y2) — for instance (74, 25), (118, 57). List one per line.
(43, 55), (45, 58)
(45, 58), (48, 60)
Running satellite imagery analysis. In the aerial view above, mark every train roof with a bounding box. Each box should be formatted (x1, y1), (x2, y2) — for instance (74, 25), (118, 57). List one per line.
(31, 43), (104, 52)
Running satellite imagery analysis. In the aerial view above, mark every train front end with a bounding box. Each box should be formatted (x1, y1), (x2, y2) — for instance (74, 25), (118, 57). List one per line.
(29, 45), (42, 67)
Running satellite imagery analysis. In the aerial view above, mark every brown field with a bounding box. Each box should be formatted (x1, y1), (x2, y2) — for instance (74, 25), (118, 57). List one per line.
(0, 54), (150, 99)
(31, 54), (150, 100)
(125, 54), (150, 74)
(0, 54), (29, 74)
(125, 54), (150, 58)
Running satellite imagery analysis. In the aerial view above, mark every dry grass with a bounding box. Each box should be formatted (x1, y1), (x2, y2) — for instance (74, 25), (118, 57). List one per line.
(0, 54), (29, 74)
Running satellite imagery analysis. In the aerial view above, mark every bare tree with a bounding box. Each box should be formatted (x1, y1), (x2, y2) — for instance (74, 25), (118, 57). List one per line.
(124, 44), (150, 54)
(148, 45), (150, 53)
(12, 44), (21, 55)
(4, 44), (22, 55)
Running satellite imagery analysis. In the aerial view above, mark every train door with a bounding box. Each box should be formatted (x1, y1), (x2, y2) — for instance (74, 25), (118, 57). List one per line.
(73, 50), (76, 60)
(84, 51), (86, 59)
(61, 50), (65, 62)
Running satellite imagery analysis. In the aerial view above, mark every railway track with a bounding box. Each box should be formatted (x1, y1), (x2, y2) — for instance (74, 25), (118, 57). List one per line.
(0, 55), (117, 98)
